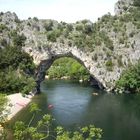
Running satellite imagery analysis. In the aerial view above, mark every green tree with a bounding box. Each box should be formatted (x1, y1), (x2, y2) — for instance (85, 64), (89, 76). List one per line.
(0, 46), (36, 95)
(44, 21), (53, 31)
(9, 30), (26, 46)
(0, 94), (8, 123)
(133, 0), (140, 7)
(0, 94), (8, 140)
(47, 29), (61, 42)
(116, 61), (140, 93)
(105, 60), (114, 71)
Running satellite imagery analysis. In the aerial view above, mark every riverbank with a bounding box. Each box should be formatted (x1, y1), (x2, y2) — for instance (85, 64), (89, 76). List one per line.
(6, 93), (33, 121)
(0, 93), (33, 137)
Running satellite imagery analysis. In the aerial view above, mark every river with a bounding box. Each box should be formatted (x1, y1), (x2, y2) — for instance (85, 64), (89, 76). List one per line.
(7, 80), (140, 140)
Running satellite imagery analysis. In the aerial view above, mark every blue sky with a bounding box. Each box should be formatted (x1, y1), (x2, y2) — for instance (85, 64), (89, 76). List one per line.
(0, 0), (118, 23)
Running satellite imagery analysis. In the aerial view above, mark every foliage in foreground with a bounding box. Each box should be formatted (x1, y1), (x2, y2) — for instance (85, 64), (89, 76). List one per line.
(0, 94), (8, 123)
(116, 60), (140, 94)
(13, 103), (102, 140)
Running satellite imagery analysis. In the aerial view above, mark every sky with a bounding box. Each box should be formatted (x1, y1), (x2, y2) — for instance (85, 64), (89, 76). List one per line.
(0, 0), (118, 23)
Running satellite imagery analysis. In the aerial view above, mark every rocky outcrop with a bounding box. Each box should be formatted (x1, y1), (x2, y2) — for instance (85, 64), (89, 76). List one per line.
(0, 0), (140, 93)
(27, 44), (105, 93)
(114, 0), (133, 15)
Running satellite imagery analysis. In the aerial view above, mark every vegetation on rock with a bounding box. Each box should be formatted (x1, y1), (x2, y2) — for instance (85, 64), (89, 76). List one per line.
(0, 94), (8, 123)
(116, 60), (140, 94)
(0, 0), (140, 94)
(133, 0), (140, 7)
(0, 45), (36, 95)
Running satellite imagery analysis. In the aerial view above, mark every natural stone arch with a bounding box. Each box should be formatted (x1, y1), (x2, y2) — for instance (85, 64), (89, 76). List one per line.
(16, 0), (139, 93)
(29, 44), (105, 93)
(1, 2), (140, 94)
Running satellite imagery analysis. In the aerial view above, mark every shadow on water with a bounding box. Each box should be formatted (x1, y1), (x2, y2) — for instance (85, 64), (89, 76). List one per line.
(6, 80), (140, 140)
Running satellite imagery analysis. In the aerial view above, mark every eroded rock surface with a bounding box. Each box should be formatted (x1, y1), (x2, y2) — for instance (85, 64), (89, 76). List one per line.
(0, 0), (140, 92)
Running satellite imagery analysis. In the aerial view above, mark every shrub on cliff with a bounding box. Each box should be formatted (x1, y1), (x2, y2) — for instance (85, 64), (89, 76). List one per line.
(0, 24), (7, 33)
(9, 30), (26, 46)
(47, 29), (61, 42)
(44, 20), (53, 31)
(116, 61), (140, 94)
(105, 60), (114, 71)
(0, 94), (8, 122)
(133, 0), (140, 7)
(0, 46), (35, 73)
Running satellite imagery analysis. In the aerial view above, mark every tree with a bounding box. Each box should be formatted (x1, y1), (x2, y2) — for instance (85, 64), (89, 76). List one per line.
(47, 57), (90, 80)
(0, 94), (8, 123)
(105, 60), (114, 71)
(116, 61), (140, 93)
(44, 21), (53, 31)
(0, 45), (36, 95)
(9, 30), (26, 47)
(0, 94), (8, 140)
(133, 0), (140, 7)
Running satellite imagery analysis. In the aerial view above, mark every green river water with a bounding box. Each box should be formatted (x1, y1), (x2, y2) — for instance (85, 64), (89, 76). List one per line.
(7, 80), (140, 140)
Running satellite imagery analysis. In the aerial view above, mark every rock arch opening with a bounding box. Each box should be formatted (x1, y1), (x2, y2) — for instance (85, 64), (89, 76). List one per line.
(46, 57), (90, 80)
(34, 54), (104, 94)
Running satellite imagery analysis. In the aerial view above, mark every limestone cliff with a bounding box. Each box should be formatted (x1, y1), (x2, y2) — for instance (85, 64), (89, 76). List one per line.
(0, 0), (140, 92)
(114, 0), (133, 15)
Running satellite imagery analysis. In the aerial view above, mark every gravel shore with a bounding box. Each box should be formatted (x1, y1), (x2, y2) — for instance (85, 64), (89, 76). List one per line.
(6, 93), (33, 120)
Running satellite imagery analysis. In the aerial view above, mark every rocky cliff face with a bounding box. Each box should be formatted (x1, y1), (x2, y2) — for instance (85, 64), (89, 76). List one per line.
(114, 0), (133, 15)
(0, 0), (140, 92)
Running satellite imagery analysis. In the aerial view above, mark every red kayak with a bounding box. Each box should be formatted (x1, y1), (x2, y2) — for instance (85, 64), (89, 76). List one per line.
(48, 104), (54, 109)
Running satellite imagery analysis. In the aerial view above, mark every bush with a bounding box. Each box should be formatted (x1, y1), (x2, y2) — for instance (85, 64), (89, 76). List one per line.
(66, 24), (73, 32)
(0, 70), (35, 94)
(0, 94), (8, 123)
(76, 24), (83, 31)
(83, 23), (93, 34)
(119, 37), (125, 44)
(129, 32), (135, 37)
(21, 77), (36, 95)
(133, 0), (140, 7)
(44, 21), (53, 31)
(47, 57), (90, 80)
(105, 60), (114, 71)
(33, 17), (38, 22)
(0, 38), (7, 46)
(116, 61), (140, 93)
(0, 46), (35, 72)
(0, 24), (7, 33)
(0, 46), (35, 94)
(117, 56), (123, 67)
(92, 53), (98, 61)
(47, 29), (61, 42)
(10, 30), (26, 46)
(123, 6), (128, 11)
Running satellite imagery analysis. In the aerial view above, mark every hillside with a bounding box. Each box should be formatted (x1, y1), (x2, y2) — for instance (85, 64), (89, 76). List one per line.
(0, 0), (140, 92)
